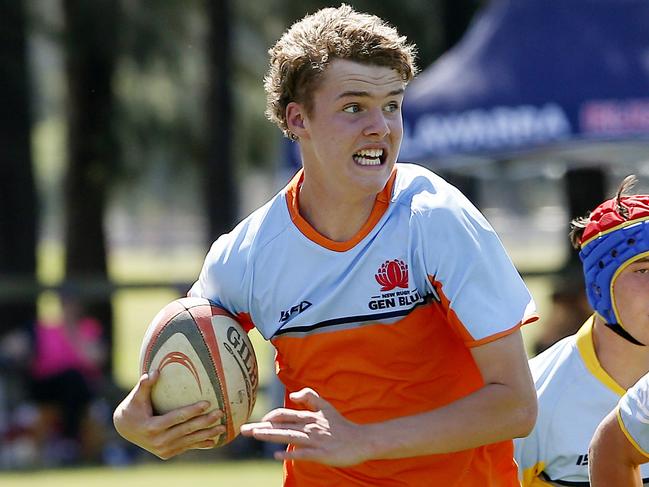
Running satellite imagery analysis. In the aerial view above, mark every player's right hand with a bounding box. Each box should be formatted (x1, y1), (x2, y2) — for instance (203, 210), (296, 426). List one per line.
(112, 370), (226, 459)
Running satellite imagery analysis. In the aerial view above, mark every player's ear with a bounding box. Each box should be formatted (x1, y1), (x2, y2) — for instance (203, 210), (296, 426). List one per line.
(286, 102), (308, 139)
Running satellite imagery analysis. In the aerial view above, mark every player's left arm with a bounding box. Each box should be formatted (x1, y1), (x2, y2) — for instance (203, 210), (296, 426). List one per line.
(241, 329), (537, 465)
(589, 409), (647, 487)
(362, 329), (537, 459)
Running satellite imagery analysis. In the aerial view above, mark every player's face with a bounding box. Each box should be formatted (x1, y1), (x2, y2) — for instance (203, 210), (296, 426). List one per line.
(289, 59), (405, 200)
(613, 256), (649, 343)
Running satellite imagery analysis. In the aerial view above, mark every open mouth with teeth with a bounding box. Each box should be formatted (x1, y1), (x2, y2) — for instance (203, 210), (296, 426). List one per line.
(353, 148), (385, 166)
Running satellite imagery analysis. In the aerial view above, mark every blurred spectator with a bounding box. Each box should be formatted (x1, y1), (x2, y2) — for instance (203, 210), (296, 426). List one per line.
(0, 320), (33, 468)
(26, 285), (107, 466)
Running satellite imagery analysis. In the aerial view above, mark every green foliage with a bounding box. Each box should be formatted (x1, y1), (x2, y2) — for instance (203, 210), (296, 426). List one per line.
(114, 1), (207, 182)
(29, 0), (464, 196)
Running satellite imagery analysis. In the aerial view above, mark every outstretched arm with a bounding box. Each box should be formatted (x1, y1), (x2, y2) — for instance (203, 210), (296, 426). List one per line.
(113, 370), (225, 459)
(241, 329), (537, 465)
(589, 409), (647, 487)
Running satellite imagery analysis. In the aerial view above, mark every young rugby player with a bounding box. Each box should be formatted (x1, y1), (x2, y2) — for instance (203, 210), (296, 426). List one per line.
(515, 176), (649, 485)
(114, 5), (538, 485)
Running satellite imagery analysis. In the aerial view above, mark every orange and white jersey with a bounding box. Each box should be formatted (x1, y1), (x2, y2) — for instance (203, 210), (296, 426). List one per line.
(190, 162), (536, 486)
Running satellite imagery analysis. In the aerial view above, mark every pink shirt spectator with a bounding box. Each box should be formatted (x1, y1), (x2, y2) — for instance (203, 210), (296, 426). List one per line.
(31, 317), (103, 382)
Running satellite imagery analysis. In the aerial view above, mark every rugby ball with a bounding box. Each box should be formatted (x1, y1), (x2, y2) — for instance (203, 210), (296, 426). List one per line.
(139, 297), (258, 447)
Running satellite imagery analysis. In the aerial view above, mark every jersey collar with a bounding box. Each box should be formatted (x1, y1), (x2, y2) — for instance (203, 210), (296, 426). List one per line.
(576, 314), (626, 396)
(284, 168), (397, 252)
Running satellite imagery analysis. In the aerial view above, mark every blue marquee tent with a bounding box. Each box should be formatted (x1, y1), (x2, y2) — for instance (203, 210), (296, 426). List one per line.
(399, 0), (649, 169)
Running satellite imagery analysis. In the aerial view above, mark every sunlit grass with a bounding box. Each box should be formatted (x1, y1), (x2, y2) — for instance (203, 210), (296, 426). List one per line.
(0, 461), (283, 487)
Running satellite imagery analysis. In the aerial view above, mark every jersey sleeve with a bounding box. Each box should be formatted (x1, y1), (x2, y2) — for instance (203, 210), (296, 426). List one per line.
(415, 186), (537, 345)
(617, 372), (649, 458)
(187, 226), (252, 320)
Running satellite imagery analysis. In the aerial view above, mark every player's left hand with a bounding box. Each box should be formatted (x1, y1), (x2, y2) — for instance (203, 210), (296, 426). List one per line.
(240, 388), (369, 466)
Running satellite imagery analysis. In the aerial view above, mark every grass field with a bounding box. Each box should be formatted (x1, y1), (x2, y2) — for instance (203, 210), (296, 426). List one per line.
(0, 461), (283, 486)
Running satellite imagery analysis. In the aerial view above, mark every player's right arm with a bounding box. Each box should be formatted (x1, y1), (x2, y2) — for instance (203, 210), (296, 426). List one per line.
(589, 408), (646, 487)
(115, 228), (254, 459)
(113, 369), (226, 459)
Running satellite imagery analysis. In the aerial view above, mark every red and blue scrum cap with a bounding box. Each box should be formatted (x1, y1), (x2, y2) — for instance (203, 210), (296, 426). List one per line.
(579, 194), (649, 344)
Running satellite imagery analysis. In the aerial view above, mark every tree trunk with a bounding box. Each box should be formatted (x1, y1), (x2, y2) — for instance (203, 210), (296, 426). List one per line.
(441, 0), (480, 51)
(62, 0), (120, 375)
(565, 167), (606, 266)
(0, 0), (37, 335)
(205, 0), (237, 242)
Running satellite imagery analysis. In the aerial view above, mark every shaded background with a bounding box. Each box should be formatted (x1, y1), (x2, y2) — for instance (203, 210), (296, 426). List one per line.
(1, 0), (648, 475)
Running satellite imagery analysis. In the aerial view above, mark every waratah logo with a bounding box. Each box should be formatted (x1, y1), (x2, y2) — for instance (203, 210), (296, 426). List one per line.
(375, 259), (409, 291)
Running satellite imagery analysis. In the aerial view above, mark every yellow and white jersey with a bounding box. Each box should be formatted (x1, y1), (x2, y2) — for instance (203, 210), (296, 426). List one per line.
(515, 317), (649, 486)
(190, 162), (537, 487)
(618, 371), (649, 459)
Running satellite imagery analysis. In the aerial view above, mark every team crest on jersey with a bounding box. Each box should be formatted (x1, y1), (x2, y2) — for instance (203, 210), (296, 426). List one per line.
(369, 259), (422, 311)
(375, 259), (409, 291)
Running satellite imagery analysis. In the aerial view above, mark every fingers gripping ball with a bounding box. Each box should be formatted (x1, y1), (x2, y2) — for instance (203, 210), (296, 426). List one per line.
(139, 297), (258, 447)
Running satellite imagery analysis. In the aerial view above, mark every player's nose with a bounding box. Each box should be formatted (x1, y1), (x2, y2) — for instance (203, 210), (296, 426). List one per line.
(363, 108), (390, 138)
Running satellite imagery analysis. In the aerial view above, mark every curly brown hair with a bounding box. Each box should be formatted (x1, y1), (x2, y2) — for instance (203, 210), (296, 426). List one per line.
(264, 4), (418, 139)
(569, 175), (639, 249)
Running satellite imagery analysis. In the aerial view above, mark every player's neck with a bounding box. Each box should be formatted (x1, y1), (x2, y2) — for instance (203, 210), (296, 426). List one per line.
(298, 181), (377, 242)
(593, 318), (649, 390)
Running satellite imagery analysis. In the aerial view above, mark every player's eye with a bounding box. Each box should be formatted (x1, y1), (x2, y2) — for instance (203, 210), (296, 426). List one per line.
(384, 102), (400, 113)
(630, 263), (649, 274)
(343, 104), (361, 113)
